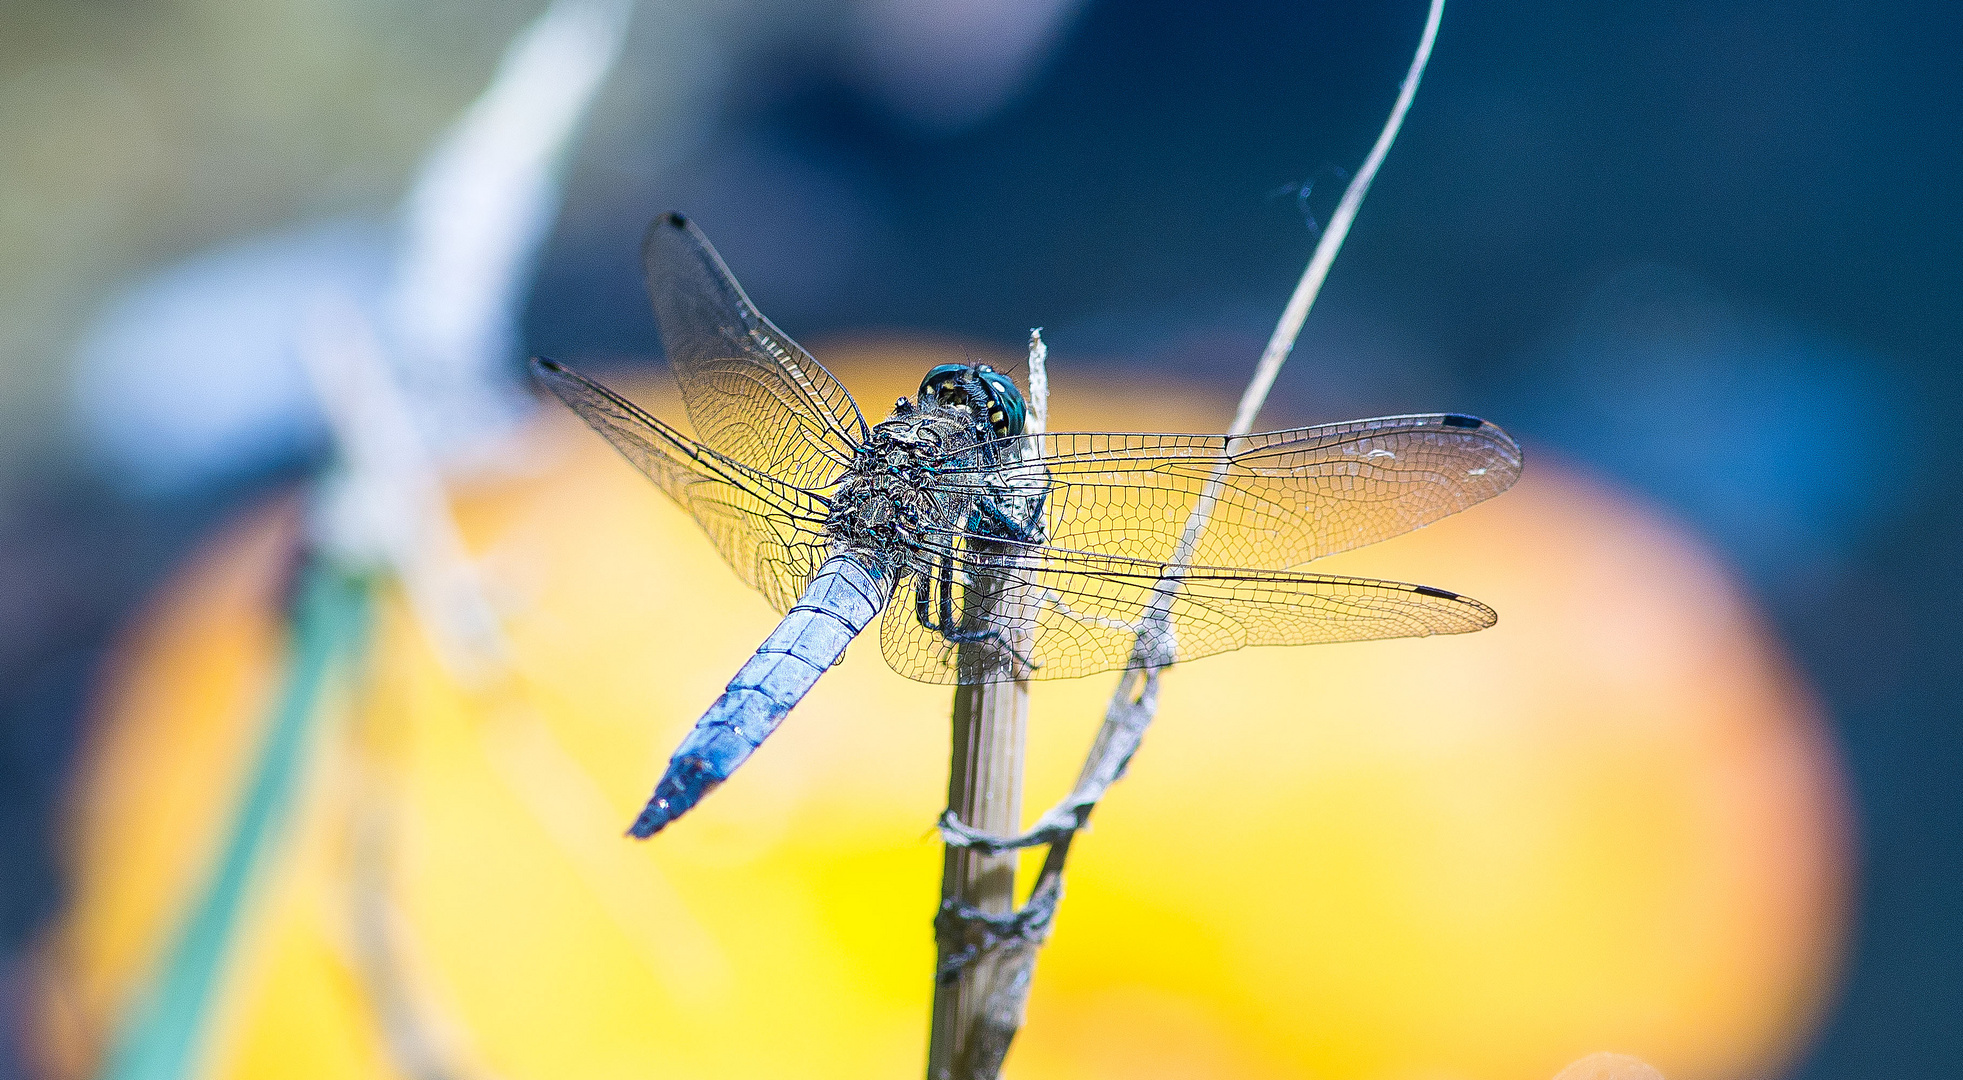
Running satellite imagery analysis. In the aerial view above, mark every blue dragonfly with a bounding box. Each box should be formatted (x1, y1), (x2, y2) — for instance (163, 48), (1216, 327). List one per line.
(534, 213), (1521, 838)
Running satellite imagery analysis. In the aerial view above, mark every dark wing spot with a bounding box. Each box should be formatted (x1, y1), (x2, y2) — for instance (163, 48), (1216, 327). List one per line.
(1412, 584), (1461, 600)
(1441, 414), (1482, 429)
(661, 211), (689, 228)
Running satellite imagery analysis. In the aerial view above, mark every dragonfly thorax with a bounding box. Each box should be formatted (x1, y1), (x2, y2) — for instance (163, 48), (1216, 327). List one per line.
(826, 400), (991, 555)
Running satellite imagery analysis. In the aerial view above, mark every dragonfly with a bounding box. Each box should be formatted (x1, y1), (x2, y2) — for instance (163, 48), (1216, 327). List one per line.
(534, 213), (1521, 838)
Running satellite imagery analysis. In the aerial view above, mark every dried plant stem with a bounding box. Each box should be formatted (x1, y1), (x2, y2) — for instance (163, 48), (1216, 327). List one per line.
(929, 670), (1029, 1078)
(930, 538), (1043, 1079)
(929, 333), (1049, 1079)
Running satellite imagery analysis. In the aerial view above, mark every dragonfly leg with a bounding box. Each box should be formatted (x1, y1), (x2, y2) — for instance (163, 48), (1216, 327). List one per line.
(913, 549), (1039, 676)
(902, 555), (962, 633)
(971, 492), (1045, 544)
(937, 549), (959, 630)
(940, 551), (1039, 674)
(915, 566), (937, 629)
(937, 623), (1039, 677)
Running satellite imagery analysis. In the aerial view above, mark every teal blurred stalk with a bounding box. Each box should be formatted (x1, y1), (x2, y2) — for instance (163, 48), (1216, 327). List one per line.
(101, 562), (372, 1080)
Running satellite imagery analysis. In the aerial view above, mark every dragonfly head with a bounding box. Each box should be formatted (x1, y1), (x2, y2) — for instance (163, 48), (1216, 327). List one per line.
(918, 363), (1027, 438)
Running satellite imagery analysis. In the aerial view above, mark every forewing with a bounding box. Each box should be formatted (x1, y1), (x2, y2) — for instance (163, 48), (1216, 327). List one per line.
(534, 358), (833, 613)
(642, 214), (869, 491)
(935, 414), (1520, 570)
(880, 543), (1496, 685)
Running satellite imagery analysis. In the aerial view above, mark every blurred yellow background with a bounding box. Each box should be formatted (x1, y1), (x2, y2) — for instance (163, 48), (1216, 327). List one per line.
(32, 348), (1847, 1080)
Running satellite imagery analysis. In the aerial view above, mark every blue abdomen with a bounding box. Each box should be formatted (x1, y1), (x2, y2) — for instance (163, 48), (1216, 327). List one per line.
(629, 550), (893, 837)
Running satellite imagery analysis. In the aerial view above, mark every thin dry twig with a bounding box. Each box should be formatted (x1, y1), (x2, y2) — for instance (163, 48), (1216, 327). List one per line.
(930, 4), (1447, 1076)
(1231, 0), (1444, 438)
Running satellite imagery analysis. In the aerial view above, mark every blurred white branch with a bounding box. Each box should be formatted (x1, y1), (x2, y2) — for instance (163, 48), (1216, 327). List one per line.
(303, 0), (634, 674)
(303, 295), (511, 680)
(387, 0), (634, 455)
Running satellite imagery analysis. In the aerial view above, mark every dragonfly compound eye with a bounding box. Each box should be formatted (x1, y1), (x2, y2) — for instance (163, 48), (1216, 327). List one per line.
(917, 364), (1026, 438)
(976, 368), (1027, 438)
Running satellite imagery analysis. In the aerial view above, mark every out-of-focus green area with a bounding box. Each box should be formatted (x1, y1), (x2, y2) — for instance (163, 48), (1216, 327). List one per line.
(0, 0), (535, 467)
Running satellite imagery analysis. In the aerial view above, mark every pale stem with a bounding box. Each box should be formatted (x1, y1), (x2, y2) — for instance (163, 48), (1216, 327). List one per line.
(927, 331), (1050, 1079)
(1026, 328), (1050, 436)
(930, 668), (1030, 1079)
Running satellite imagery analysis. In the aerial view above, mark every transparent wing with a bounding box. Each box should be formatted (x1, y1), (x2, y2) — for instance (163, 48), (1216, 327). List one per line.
(932, 414), (1521, 571)
(642, 213), (870, 491)
(534, 358), (835, 613)
(880, 541), (1497, 685)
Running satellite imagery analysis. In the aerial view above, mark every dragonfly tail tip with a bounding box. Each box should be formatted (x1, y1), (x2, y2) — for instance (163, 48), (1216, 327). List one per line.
(627, 801), (678, 838)
(626, 760), (727, 839)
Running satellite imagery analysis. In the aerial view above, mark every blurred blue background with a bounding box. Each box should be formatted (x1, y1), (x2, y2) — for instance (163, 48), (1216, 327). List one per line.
(1, 0), (1957, 1074)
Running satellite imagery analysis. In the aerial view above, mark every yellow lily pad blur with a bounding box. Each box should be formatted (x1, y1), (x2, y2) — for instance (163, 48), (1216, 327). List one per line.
(34, 344), (1847, 1080)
